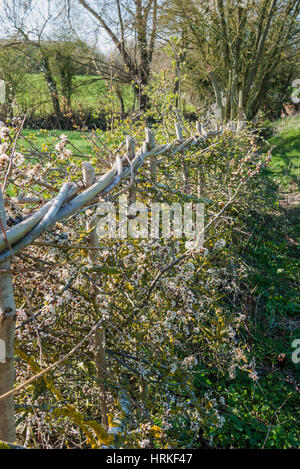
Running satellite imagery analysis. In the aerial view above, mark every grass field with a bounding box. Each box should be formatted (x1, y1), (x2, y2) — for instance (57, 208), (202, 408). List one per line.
(17, 73), (134, 117)
(20, 128), (96, 155)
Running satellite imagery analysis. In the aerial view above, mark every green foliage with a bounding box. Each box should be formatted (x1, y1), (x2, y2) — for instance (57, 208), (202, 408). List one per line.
(205, 373), (299, 449)
(203, 115), (300, 450)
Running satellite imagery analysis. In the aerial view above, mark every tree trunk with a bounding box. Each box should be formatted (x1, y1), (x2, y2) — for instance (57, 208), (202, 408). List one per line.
(40, 55), (62, 128)
(134, 73), (149, 112)
(0, 190), (16, 443)
(94, 328), (109, 430)
(208, 70), (225, 121)
(116, 88), (125, 117)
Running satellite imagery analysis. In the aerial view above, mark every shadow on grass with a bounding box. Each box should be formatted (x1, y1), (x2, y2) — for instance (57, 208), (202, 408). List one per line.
(265, 116), (300, 192)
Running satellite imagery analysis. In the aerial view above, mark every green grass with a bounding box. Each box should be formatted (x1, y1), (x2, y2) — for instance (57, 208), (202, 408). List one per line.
(19, 128), (95, 155)
(17, 73), (134, 117)
(239, 116), (300, 447)
(265, 114), (300, 190)
(197, 115), (300, 449)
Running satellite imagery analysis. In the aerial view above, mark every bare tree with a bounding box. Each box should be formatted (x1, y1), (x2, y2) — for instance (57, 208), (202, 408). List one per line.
(76, 0), (159, 110)
(166, 0), (300, 120)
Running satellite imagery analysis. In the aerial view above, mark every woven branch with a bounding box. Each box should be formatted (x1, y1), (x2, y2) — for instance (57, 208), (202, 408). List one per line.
(0, 122), (231, 262)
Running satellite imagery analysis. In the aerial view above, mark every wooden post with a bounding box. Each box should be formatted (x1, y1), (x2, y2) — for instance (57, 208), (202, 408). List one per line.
(94, 327), (109, 430)
(0, 189), (16, 443)
(82, 163), (109, 430)
(196, 121), (204, 136)
(126, 136), (135, 161)
(175, 122), (183, 142)
(237, 90), (245, 131)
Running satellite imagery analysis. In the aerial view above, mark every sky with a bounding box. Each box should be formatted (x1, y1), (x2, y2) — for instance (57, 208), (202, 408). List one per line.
(0, 0), (113, 53)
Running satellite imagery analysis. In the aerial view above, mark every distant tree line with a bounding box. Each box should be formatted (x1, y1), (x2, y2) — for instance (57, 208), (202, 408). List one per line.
(0, 0), (299, 126)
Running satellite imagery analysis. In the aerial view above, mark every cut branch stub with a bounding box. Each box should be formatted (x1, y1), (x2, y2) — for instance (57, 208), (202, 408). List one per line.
(82, 162), (96, 188)
(175, 122), (183, 142)
(145, 127), (155, 149)
(142, 141), (148, 154)
(126, 137), (135, 161)
(196, 121), (204, 136)
(145, 128), (156, 182)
